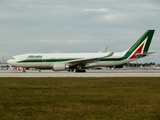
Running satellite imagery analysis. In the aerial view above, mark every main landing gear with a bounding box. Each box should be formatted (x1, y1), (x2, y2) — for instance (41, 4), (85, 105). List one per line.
(68, 69), (86, 72)
(75, 69), (86, 72)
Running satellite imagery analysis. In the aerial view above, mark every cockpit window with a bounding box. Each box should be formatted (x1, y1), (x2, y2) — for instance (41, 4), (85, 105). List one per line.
(11, 58), (15, 60)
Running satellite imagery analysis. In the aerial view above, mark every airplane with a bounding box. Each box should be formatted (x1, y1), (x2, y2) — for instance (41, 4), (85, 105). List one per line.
(7, 30), (155, 72)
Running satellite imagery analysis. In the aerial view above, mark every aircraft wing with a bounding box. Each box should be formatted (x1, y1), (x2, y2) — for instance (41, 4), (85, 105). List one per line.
(66, 52), (114, 66)
(136, 52), (156, 58)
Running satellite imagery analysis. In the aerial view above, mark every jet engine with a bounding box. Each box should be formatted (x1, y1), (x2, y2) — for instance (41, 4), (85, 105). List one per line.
(53, 63), (69, 71)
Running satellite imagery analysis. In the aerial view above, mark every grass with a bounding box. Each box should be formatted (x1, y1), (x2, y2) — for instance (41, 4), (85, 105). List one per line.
(0, 77), (160, 120)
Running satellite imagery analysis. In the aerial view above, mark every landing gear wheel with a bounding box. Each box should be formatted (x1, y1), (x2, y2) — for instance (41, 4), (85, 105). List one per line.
(75, 69), (86, 73)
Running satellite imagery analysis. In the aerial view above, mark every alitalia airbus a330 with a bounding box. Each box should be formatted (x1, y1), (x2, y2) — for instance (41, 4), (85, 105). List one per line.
(7, 30), (155, 72)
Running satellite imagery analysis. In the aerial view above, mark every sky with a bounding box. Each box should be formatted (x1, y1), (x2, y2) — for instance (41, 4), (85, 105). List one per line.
(0, 0), (160, 63)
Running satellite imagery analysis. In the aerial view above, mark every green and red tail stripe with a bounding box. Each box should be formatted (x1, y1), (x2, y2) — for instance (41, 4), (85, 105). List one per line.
(124, 30), (155, 60)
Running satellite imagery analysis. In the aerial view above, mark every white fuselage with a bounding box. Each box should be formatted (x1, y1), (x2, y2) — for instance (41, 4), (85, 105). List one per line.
(7, 52), (135, 69)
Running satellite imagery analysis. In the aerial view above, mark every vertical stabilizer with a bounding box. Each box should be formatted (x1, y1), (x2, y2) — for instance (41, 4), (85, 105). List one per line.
(124, 30), (155, 59)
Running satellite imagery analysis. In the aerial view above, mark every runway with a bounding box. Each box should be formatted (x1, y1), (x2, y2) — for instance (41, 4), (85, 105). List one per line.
(0, 69), (160, 77)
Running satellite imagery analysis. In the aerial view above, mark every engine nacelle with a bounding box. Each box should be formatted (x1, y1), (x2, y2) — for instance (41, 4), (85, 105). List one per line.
(53, 63), (69, 71)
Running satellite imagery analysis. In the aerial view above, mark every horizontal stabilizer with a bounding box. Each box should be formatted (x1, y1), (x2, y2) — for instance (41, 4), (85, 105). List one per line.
(136, 52), (156, 58)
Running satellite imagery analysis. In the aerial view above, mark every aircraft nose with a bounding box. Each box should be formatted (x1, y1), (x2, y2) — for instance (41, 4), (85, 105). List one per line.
(7, 59), (12, 64)
(7, 59), (15, 64)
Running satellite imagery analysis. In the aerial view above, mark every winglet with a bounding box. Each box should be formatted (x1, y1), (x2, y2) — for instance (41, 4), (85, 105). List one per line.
(105, 52), (114, 57)
(99, 47), (108, 53)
